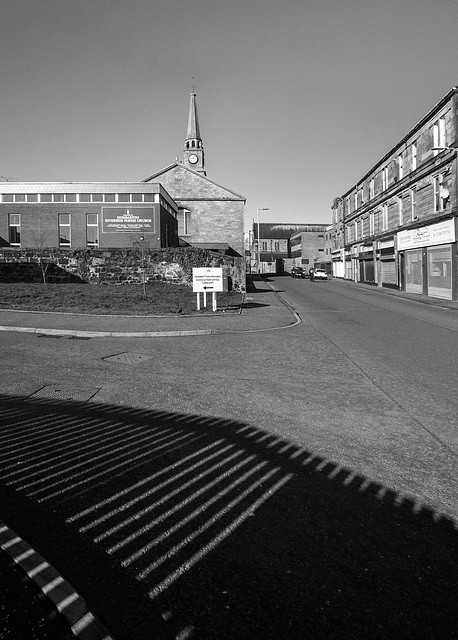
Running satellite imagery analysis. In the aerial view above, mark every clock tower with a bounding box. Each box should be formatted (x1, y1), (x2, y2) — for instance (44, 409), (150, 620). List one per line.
(183, 91), (206, 175)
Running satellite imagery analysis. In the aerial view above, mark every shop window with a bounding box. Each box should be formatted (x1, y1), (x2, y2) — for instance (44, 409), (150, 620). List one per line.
(86, 213), (98, 247)
(58, 213), (71, 246)
(428, 246), (452, 299)
(8, 213), (21, 245)
(14, 194), (26, 202)
(40, 194), (52, 202)
(26, 194), (38, 202)
(92, 193), (104, 202)
(79, 193), (91, 202)
(104, 194), (116, 202)
(2, 194), (13, 203)
(65, 194), (77, 202)
(53, 194), (65, 203)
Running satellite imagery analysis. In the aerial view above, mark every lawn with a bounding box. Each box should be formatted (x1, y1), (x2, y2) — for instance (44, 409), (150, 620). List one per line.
(0, 283), (243, 315)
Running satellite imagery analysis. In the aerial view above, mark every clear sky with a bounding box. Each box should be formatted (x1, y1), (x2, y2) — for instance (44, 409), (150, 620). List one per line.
(1, 0), (458, 231)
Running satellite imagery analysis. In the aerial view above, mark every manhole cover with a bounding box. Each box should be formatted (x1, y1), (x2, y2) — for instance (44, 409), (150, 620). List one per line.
(103, 352), (154, 365)
(27, 385), (100, 402)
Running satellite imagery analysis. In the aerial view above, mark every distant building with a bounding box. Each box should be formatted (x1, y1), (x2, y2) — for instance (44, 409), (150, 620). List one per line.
(250, 222), (328, 274)
(331, 86), (458, 301)
(290, 225), (329, 272)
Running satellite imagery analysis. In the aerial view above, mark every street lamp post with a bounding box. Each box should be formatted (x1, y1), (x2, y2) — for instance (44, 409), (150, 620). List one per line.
(257, 208), (269, 275)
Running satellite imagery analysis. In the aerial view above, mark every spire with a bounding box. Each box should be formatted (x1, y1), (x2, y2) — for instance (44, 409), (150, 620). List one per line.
(183, 91), (206, 174)
(186, 92), (201, 143)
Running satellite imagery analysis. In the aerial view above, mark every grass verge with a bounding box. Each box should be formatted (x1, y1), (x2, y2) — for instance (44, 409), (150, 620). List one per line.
(0, 283), (243, 315)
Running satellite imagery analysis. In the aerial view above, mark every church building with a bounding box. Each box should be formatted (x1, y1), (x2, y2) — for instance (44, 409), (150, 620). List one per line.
(0, 91), (246, 285)
(143, 92), (246, 263)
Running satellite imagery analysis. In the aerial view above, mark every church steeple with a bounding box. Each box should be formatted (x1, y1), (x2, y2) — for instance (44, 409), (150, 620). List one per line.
(183, 92), (206, 175)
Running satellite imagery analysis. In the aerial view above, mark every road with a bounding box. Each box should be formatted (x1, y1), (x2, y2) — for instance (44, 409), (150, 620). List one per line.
(0, 277), (457, 639)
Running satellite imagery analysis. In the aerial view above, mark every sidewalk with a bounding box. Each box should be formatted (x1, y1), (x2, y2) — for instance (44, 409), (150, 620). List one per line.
(332, 276), (458, 310)
(0, 277), (300, 338)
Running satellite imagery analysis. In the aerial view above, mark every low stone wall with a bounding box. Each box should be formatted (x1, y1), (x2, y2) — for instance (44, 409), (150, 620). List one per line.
(0, 247), (245, 290)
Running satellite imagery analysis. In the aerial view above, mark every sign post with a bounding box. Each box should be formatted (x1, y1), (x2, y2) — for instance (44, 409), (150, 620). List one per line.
(192, 267), (228, 311)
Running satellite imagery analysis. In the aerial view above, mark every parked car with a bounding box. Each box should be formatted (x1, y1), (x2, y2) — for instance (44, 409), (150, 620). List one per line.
(313, 269), (328, 280)
(290, 266), (306, 278)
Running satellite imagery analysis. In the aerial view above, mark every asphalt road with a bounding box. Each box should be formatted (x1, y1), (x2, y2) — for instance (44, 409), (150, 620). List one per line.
(1, 277), (457, 639)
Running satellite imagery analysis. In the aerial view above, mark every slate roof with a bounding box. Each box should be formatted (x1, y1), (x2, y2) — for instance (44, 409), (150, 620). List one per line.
(252, 223), (328, 239)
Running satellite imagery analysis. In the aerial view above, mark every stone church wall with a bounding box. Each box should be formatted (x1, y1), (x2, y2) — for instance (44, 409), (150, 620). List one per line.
(0, 247), (244, 290)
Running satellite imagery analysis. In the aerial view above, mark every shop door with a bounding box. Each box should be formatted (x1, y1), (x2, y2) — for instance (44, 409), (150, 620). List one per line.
(427, 245), (452, 299)
(405, 249), (423, 294)
(380, 260), (397, 286)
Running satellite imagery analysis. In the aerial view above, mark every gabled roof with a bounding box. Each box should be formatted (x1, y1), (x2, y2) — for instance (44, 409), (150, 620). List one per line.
(142, 162), (246, 201)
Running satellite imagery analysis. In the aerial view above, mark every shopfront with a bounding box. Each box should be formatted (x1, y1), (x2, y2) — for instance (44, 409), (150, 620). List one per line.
(398, 219), (456, 300)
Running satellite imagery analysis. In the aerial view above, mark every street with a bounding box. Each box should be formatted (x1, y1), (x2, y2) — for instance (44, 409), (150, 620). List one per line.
(1, 277), (457, 639)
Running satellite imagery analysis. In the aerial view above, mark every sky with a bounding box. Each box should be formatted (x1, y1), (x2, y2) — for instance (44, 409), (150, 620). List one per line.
(1, 0), (458, 232)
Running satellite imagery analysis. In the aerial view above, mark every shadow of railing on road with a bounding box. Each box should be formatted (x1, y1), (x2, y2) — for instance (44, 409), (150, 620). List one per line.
(0, 394), (456, 640)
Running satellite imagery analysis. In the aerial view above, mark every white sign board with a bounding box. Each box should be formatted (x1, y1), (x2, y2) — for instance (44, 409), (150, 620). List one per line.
(397, 219), (455, 251)
(192, 267), (227, 292)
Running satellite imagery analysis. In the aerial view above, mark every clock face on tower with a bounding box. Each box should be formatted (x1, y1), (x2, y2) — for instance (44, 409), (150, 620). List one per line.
(188, 154), (198, 164)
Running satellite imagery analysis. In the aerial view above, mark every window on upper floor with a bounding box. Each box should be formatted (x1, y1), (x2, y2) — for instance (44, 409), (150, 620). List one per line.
(369, 178), (375, 199)
(410, 188), (417, 220)
(398, 195), (404, 226)
(397, 154), (403, 180)
(433, 174), (446, 212)
(411, 141), (417, 171)
(382, 166), (388, 191)
(369, 211), (374, 236)
(432, 116), (446, 154)
(382, 204), (388, 231)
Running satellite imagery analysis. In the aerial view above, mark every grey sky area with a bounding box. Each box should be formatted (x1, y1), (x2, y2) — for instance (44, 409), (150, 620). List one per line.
(1, 0), (457, 229)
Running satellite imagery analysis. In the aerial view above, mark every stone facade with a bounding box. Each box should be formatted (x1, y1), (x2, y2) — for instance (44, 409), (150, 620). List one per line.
(331, 87), (458, 300)
(0, 247), (237, 287)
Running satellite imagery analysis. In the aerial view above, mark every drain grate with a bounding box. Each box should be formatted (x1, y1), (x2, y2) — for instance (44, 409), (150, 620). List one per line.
(37, 334), (92, 340)
(103, 352), (154, 365)
(27, 385), (100, 403)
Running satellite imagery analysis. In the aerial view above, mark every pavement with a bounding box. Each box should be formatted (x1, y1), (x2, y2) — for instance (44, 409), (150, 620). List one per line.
(1, 274), (458, 639)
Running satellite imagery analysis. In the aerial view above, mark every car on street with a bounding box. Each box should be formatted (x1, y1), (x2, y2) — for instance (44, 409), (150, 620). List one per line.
(290, 266), (306, 278)
(313, 269), (328, 280)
